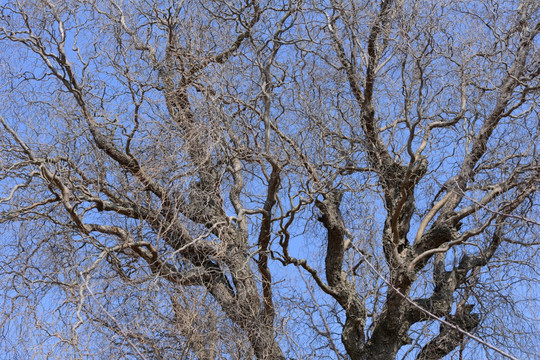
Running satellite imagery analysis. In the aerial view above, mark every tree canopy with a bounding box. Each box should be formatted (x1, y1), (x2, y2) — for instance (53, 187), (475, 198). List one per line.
(0, 0), (539, 359)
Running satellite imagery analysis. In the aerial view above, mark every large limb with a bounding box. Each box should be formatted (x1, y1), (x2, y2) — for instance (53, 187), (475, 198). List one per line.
(408, 184), (537, 359)
(315, 190), (366, 359)
(413, 16), (540, 258)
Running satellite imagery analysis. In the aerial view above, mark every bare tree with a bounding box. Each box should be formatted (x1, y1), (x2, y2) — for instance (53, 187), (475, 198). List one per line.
(0, 0), (539, 359)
